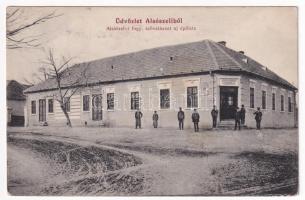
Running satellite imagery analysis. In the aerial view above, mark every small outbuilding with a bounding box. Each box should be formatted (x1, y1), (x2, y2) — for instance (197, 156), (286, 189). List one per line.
(7, 80), (30, 126)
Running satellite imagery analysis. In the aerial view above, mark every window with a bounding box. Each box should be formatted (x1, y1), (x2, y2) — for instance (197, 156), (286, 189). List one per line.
(280, 95), (284, 111)
(131, 92), (139, 110)
(31, 100), (36, 114)
(107, 93), (114, 110)
(63, 97), (70, 112)
(250, 87), (255, 108)
(228, 96), (234, 106)
(48, 99), (53, 113)
(272, 93), (276, 110)
(83, 95), (90, 111)
(262, 90), (266, 109)
(160, 89), (170, 109)
(288, 96), (292, 112)
(187, 86), (198, 108)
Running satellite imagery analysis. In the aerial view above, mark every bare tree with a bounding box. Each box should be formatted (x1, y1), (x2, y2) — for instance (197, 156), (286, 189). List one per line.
(42, 49), (89, 127)
(6, 8), (62, 49)
(23, 66), (50, 86)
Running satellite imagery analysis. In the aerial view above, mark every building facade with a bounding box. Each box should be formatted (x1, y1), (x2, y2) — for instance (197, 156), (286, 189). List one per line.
(24, 40), (297, 128)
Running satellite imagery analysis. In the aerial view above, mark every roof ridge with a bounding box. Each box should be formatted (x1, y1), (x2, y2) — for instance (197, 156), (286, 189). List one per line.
(205, 40), (219, 70)
(210, 41), (243, 70)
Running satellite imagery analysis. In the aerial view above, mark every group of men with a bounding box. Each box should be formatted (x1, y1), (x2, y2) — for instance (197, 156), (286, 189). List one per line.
(134, 105), (263, 131)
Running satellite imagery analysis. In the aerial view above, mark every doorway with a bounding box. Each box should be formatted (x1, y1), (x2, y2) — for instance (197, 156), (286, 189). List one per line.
(220, 86), (238, 120)
(39, 99), (46, 122)
(92, 94), (103, 121)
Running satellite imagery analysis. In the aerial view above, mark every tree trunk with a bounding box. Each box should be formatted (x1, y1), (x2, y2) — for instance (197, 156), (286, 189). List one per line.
(60, 105), (72, 127)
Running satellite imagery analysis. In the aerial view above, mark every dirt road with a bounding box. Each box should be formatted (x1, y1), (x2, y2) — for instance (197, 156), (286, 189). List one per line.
(7, 128), (298, 195)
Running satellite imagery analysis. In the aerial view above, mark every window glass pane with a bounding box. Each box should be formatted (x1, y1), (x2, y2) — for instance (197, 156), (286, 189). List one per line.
(281, 95), (284, 111)
(64, 97), (70, 112)
(131, 92), (139, 110)
(160, 89), (170, 109)
(288, 97), (292, 112)
(272, 93), (275, 110)
(107, 93), (114, 110)
(48, 99), (53, 113)
(262, 91), (266, 109)
(83, 95), (89, 111)
(250, 88), (254, 108)
(187, 86), (198, 108)
(31, 101), (36, 114)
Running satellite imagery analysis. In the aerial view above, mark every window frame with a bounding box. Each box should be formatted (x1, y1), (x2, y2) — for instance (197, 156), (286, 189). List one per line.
(63, 97), (71, 113)
(107, 93), (115, 111)
(160, 88), (170, 109)
(48, 99), (54, 113)
(280, 94), (285, 112)
(82, 95), (90, 112)
(261, 90), (267, 110)
(250, 87), (255, 109)
(272, 92), (276, 111)
(131, 91), (140, 110)
(186, 86), (198, 108)
(288, 96), (292, 113)
(31, 100), (36, 115)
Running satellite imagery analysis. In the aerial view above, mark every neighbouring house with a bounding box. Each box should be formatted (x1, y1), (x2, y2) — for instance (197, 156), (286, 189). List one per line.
(7, 80), (30, 126)
(24, 40), (297, 128)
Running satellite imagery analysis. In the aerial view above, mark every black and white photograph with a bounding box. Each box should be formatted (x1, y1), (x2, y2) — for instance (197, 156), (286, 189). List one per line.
(3, 4), (302, 197)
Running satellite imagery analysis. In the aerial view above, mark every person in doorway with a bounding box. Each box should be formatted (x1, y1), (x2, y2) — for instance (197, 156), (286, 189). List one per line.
(177, 107), (185, 130)
(240, 104), (246, 125)
(152, 111), (159, 128)
(253, 107), (263, 130)
(211, 105), (218, 128)
(192, 109), (200, 132)
(135, 109), (143, 129)
(234, 107), (241, 130)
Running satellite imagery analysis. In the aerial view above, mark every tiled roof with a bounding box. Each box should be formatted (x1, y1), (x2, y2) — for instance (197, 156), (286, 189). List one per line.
(7, 80), (30, 100)
(24, 40), (297, 93)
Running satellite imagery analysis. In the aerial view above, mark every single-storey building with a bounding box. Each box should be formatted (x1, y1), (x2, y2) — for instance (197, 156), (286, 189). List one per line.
(24, 40), (297, 128)
(7, 80), (30, 126)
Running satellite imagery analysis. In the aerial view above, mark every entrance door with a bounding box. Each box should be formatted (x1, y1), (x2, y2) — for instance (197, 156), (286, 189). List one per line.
(39, 99), (46, 122)
(220, 86), (238, 120)
(92, 94), (102, 121)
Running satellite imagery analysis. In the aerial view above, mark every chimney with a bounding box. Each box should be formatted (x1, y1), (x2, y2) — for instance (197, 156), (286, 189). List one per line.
(239, 51), (245, 54)
(218, 41), (226, 46)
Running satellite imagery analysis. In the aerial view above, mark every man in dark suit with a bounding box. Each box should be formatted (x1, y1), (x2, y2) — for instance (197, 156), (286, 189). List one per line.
(240, 104), (246, 125)
(177, 107), (185, 130)
(135, 109), (143, 129)
(253, 107), (263, 130)
(211, 105), (218, 128)
(152, 111), (159, 128)
(234, 107), (241, 130)
(192, 109), (200, 132)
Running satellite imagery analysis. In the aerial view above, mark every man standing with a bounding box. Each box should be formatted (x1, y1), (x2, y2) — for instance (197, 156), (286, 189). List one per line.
(211, 105), (218, 128)
(135, 109), (143, 129)
(177, 107), (185, 130)
(152, 111), (159, 128)
(253, 107), (263, 130)
(234, 107), (241, 130)
(192, 109), (200, 132)
(240, 104), (246, 125)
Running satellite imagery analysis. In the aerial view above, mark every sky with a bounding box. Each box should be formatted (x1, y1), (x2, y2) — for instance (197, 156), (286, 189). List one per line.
(6, 6), (298, 87)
